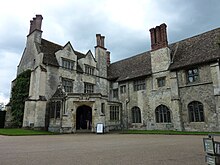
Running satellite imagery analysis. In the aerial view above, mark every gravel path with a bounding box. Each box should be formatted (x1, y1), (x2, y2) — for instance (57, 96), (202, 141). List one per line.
(0, 134), (207, 165)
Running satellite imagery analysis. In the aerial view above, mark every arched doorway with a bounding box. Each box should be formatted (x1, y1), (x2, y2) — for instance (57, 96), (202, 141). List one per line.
(76, 105), (92, 130)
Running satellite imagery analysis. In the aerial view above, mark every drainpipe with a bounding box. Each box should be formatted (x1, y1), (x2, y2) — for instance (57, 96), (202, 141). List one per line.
(125, 82), (130, 129)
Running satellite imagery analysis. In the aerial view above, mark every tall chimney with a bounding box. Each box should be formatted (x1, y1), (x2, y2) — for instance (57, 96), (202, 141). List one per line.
(101, 36), (105, 47)
(160, 23), (168, 48)
(149, 23), (168, 51)
(96, 34), (102, 47)
(35, 15), (43, 31)
(96, 34), (105, 49)
(29, 15), (43, 35)
(29, 20), (34, 34)
(106, 51), (111, 65)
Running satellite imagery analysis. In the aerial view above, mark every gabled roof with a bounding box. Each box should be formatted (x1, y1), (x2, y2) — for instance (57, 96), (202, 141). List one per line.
(108, 52), (152, 81)
(39, 39), (86, 67)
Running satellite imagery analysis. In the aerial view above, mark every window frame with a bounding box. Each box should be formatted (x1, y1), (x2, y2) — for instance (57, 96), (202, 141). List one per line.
(186, 68), (199, 83)
(133, 79), (146, 91)
(85, 64), (95, 75)
(110, 105), (120, 121)
(113, 89), (119, 98)
(155, 105), (171, 123)
(188, 101), (204, 122)
(84, 82), (94, 94)
(120, 85), (126, 94)
(62, 78), (73, 93)
(157, 77), (166, 87)
(49, 101), (61, 119)
(61, 58), (74, 70)
(131, 106), (141, 123)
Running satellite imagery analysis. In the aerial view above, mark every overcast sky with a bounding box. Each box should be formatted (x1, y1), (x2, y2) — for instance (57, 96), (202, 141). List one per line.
(0, 0), (220, 104)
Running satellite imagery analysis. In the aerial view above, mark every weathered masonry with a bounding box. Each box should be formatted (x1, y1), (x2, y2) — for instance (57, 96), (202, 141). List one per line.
(6, 15), (220, 132)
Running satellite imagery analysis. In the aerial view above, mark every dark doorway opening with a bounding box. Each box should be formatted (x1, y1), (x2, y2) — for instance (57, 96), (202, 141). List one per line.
(0, 111), (6, 128)
(76, 105), (92, 130)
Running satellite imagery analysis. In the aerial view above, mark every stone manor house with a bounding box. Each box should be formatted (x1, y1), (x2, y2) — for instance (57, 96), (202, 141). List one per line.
(8, 15), (220, 132)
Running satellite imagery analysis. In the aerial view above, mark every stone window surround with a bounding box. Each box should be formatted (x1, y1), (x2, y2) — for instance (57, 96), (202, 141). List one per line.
(84, 82), (94, 93)
(188, 101), (204, 122)
(157, 76), (166, 87)
(61, 57), (75, 70)
(113, 88), (118, 98)
(186, 67), (199, 83)
(120, 85), (126, 94)
(62, 77), (74, 93)
(84, 64), (95, 75)
(133, 79), (146, 91)
(110, 105), (120, 121)
(131, 106), (141, 123)
(49, 101), (61, 119)
(155, 105), (171, 123)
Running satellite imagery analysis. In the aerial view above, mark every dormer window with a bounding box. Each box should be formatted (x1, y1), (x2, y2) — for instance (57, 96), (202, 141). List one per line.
(187, 68), (199, 83)
(62, 58), (74, 70)
(85, 65), (95, 75)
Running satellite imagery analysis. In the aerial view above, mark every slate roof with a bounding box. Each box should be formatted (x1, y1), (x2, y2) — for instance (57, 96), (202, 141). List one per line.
(108, 27), (220, 81)
(108, 52), (152, 81)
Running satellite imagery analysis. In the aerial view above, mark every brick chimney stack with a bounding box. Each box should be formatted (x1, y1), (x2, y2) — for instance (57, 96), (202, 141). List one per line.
(96, 34), (105, 48)
(149, 23), (168, 51)
(106, 51), (111, 65)
(29, 15), (43, 34)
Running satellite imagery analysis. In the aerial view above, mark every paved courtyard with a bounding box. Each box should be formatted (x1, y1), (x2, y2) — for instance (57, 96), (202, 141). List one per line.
(0, 134), (207, 165)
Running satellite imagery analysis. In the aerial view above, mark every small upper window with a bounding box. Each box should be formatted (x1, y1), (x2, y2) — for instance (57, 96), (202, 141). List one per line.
(157, 77), (166, 87)
(84, 82), (94, 93)
(62, 58), (74, 70)
(134, 79), (146, 91)
(85, 65), (95, 75)
(187, 68), (199, 83)
(120, 85), (126, 94)
(113, 89), (118, 98)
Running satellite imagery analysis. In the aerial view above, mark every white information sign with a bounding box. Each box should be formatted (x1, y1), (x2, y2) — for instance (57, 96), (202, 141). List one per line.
(96, 123), (104, 134)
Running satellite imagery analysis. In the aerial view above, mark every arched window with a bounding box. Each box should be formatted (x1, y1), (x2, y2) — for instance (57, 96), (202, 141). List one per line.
(131, 106), (141, 123)
(188, 101), (204, 122)
(155, 105), (171, 123)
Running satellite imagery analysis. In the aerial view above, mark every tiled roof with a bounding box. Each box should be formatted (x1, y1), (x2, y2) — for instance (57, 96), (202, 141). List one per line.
(108, 52), (152, 81)
(40, 39), (86, 68)
(41, 39), (62, 67)
(169, 27), (220, 70)
(108, 27), (220, 81)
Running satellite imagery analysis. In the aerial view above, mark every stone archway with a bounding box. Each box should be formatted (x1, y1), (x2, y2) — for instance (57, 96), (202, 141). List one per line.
(76, 105), (92, 130)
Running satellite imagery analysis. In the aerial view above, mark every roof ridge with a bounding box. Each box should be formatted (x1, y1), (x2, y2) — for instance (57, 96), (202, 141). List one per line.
(41, 38), (63, 48)
(169, 26), (220, 46)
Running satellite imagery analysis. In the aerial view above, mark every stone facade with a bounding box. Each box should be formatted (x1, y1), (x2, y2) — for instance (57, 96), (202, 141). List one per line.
(7, 15), (220, 132)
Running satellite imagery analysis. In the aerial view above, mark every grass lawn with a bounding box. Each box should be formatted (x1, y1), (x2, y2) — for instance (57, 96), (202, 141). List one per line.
(122, 130), (220, 135)
(0, 128), (56, 136)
